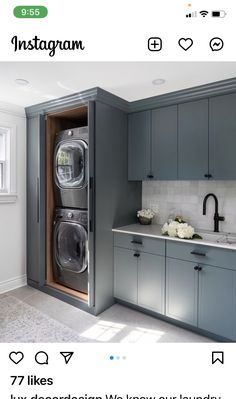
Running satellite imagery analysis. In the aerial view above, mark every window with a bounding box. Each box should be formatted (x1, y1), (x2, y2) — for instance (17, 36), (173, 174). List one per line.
(0, 128), (8, 191)
(0, 124), (17, 203)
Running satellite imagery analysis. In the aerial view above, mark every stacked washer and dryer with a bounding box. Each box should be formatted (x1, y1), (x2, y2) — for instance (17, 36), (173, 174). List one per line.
(53, 127), (89, 293)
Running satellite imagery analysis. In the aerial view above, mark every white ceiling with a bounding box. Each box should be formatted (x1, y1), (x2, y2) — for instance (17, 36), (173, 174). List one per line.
(0, 62), (236, 107)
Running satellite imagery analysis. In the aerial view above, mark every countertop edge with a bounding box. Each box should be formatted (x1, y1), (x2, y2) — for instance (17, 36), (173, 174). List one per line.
(112, 226), (236, 251)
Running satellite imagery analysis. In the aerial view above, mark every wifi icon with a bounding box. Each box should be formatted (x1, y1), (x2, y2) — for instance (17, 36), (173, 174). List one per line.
(200, 10), (209, 17)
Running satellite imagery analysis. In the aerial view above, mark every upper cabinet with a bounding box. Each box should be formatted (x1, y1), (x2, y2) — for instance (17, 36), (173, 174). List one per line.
(128, 106), (177, 181)
(152, 106), (178, 180)
(128, 111), (151, 180)
(209, 93), (236, 179)
(178, 99), (209, 180)
(128, 90), (236, 181)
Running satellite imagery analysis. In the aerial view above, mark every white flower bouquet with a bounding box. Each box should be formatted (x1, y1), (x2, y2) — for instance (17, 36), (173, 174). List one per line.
(137, 209), (155, 225)
(162, 216), (202, 240)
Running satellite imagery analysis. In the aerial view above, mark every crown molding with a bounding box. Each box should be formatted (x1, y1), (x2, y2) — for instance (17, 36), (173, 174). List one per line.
(25, 77), (236, 117)
(128, 77), (236, 112)
(25, 87), (128, 117)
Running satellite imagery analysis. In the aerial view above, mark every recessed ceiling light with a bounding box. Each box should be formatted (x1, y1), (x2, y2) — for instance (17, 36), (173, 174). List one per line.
(15, 78), (30, 86)
(152, 78), (166, 85)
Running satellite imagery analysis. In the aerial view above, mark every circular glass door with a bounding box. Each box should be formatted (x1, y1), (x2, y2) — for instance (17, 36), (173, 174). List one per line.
(55, 140), (87, 189)
(55, 222), (88, 273)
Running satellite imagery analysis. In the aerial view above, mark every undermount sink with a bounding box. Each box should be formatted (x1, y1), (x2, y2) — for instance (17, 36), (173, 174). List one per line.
(197, 232), (225, 243)
(196, 232), (236, 245)
(217, 236), (236, 245)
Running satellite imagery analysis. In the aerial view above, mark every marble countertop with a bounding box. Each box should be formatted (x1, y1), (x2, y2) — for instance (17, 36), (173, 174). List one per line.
(112, 224), (236, 251)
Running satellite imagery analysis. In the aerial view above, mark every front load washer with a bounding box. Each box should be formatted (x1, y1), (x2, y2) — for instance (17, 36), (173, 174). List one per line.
(54, 127), (88, 209)
(53, 208), (88, 293)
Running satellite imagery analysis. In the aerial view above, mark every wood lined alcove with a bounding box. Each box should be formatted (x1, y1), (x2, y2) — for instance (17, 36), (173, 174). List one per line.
(45, 106), (88, 302)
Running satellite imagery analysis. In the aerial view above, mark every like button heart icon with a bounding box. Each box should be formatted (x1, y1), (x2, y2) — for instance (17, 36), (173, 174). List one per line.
(9, 351), (24, 364)
(178, 38), (193, 51)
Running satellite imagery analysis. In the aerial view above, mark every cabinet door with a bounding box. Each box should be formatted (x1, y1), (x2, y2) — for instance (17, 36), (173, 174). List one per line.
(27, 114), (45, 285)
(198, 265), (235, 340)
(166, 258), (198, 326)
(178, 99), (208, 180)
(114, 247), (138, 304)
(138, 252), (165, 314)
(128, 111), (151, 180)
(152, 105), (177, 179)
(209, 93), (236, 179)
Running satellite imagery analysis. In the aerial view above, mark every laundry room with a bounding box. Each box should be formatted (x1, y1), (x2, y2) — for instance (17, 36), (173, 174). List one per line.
(1, 61), (236, 343)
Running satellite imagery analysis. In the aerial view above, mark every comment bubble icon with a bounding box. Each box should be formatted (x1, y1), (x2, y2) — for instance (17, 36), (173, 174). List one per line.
(210, 37), (224, 51)
(35, 351), (49, 365)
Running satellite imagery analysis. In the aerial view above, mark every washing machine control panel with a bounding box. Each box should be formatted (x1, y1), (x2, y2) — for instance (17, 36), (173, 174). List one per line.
(55, 208), (88, 226)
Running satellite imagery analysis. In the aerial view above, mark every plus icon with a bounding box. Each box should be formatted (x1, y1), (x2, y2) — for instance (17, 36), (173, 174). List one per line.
(148, 37), (162, 51)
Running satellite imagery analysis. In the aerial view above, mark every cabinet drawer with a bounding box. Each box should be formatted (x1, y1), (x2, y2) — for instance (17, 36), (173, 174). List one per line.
(166, 241), (236, 271)
(114, 233), (165, 256)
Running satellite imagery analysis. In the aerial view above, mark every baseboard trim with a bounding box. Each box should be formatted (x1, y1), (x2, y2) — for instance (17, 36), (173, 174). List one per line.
(0, 274), (27, 293)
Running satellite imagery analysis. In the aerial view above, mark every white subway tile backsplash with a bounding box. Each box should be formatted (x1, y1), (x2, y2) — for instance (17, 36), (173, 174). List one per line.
(142, 181), (236, 233)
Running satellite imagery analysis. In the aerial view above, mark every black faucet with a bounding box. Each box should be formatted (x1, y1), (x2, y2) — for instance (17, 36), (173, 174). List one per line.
(203, 193), (225, 232)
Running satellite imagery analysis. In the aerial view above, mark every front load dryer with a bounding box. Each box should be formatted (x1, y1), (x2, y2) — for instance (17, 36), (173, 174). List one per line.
(53, 208), (88, 293)
(54, 127), (88, 209)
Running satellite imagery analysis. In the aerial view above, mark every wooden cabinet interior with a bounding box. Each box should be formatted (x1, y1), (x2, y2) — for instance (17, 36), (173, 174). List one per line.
(45, 105), (88, 302)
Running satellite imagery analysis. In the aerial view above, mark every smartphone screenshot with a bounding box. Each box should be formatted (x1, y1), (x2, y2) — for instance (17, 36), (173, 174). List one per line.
(0, 1), (235, 398)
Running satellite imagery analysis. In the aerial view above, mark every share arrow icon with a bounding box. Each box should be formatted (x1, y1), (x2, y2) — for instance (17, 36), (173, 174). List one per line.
(60, 352), (74, 364)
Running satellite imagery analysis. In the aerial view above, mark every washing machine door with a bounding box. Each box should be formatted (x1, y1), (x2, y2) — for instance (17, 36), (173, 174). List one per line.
(55, 221), (88, 273)
(55, 140), (88, 189)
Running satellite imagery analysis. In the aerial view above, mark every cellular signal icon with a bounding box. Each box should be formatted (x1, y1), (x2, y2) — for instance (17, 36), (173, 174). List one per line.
(186, 11), (197, 18)
(200, 10), (209, 17)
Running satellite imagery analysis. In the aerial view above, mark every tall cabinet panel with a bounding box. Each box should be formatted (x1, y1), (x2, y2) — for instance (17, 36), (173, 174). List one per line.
(152, 105), (178, 180)
(178, 99), (209, 180)
(95, 101), (141, 314)
(27, 114), (45, 285)
(128, 111), (151, 180)
(209, 93), (236, 179)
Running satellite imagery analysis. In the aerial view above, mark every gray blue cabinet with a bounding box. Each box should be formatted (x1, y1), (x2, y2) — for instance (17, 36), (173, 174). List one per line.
(114, 247), (138, 304)
(178, 99), (209, 180)
(115, 232), (236, 340)
(27, 114), (45, 285)
(166, 258), (198, 326)
(128, 93), (236, 181)
(152, 106), (178, 180)
(198, 264), (235, 340)
(138, 252), (165, 313)
(128, 111), (151, 180)
(128, 106), (177, 181)
(26, 89), (142, 316)
(166, 240), (236, 339)
(209, 93), (236, 179)
(114, 233), (165, 313)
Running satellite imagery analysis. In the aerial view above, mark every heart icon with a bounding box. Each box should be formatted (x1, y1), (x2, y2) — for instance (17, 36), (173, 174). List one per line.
(9, 351), (24, 364)
(178, 38), (193, 51)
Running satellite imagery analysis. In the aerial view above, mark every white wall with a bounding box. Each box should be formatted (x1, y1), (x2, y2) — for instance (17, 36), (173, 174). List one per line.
(0, 102), (26, 293)
(143, 180), (236, 234)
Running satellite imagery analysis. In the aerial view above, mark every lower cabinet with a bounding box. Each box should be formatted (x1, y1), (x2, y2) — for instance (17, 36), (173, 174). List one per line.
(198, 265), (235, 340)
(114, 247), (138, 304)
(166, 258), (198, 326)
(114, 246), (165, 313)
(166, 257), (236, 340)
(138, 252), (165, 313)
(114, 233), (236, 340)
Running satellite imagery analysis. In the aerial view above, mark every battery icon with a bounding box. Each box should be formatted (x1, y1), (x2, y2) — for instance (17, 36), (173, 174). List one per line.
(211, 10), (227, 18)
